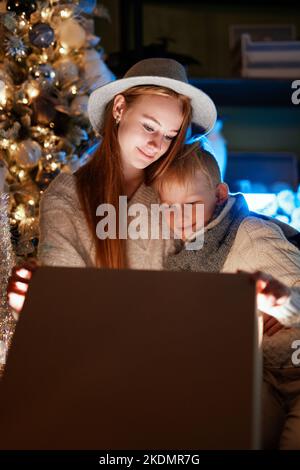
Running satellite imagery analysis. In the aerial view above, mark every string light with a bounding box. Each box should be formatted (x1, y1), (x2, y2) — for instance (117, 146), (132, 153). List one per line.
(60, 9), (72, 19)
(71, 85), (77, 95)
(59, 46), (68, 55)
(14, 205), (26, 221)
(1, 139), (10, 150)
(41, 8), (51, 20)
(40, 52), (48, 62)
(0, 82), (7, 106)
(25, 82), (40, 99)
(18, 20), (27, 29)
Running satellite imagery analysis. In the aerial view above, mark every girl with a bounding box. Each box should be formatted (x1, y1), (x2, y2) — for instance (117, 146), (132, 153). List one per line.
(8, 57), (216, 310)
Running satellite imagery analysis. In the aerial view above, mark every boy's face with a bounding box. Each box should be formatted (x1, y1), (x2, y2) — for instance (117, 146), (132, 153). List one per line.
(159, 170), (227, 240)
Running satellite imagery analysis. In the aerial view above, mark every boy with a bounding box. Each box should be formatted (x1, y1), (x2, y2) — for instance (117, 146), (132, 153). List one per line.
(153, 142), (300, 450)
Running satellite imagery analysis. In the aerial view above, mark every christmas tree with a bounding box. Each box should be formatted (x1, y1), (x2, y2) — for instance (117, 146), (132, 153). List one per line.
(0, 192), (15, 373)
(0, 0), (114, 260)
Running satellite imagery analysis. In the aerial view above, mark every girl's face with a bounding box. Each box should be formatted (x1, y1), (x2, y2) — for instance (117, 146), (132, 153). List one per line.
(113, 94), (184, 170)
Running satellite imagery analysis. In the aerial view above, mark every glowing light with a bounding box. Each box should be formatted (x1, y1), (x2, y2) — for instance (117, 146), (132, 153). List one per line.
(7, 292), (24, 316)
(25, 82), (40, 99)
(16, 268), (32, 280)
(50, 162), (58, 171)
(41, 52), (48, 62)
(1, 139), (10, 149)
(18, 20), (26, 29)
(36, 126), (48, 136)
(15, 281), (28, 294)
(18, 170), (25, 179)
(71, 86), (77, 95)
(59, 46), (68, 55)
(41, 8), (51, 20)
(14, 204), (26, 221)
(28, 200), (35, 206)
(10, 143), (18, 152)
(0, 81), (7, 106)
(243, 193), (277, 214)
(22, 97), (28, 104)
(60, 9), (72, 18)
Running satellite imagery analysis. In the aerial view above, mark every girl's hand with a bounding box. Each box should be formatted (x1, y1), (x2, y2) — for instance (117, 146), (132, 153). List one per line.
(7, 260), (39, 317)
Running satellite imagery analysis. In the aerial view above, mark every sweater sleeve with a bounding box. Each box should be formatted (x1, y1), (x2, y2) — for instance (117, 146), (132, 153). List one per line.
(238, 217), (300, 327)
(37, 177), (87, 267)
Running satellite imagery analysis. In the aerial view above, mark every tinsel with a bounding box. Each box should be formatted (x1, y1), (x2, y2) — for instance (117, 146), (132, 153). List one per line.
(0, 192), (16, 374)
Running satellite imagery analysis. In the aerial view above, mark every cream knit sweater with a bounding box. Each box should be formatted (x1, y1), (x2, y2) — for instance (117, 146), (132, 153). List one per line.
(38, 172), (167, 270)
(38, 174), (300, 367)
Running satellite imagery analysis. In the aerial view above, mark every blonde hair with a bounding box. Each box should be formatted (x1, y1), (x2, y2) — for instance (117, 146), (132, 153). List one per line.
(76, 85), (192, 269)
(153, 142), (221, 194)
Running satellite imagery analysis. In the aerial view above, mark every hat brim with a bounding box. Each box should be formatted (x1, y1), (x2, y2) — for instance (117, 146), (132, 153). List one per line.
(88, 75), (217, 136)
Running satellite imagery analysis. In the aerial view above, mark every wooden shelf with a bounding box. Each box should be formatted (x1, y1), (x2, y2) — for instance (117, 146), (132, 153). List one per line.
(189, 78), (297, 107)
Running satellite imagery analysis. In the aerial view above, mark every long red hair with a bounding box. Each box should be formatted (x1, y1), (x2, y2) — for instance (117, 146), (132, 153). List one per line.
(76, 85), (192, 268)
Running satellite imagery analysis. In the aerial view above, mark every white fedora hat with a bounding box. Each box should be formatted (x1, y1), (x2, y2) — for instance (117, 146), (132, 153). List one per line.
(88, 58), (217, 136)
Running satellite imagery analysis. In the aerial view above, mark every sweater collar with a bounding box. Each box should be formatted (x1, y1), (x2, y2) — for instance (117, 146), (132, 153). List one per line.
(184, 195), (236, 245)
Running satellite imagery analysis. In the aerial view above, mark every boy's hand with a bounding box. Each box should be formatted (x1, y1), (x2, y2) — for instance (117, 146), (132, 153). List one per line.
(238, 270), (290, 327)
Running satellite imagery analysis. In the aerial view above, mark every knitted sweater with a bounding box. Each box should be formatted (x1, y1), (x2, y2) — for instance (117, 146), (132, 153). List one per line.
(38, 172), (167, 270)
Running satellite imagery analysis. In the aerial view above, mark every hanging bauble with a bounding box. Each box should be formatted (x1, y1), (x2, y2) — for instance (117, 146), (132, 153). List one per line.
(58, 18), (86, 50)
(29, 23), (55, 49)
(4, 36), (28, 60)
(30, 64), (56, 87)
(70, 95), (89, 116)
(7, 0), (37, 19)
(78, 0), (97, 14)
(13, 139), (42, 169)
(54, 59), (79, 86)
(2, 12), (18, 32)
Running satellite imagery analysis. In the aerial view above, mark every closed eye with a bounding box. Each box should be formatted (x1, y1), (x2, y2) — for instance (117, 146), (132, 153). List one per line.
(164, 135), (176, 141)
(143, 123), (176, 141)
(143, 123), (154, 132)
